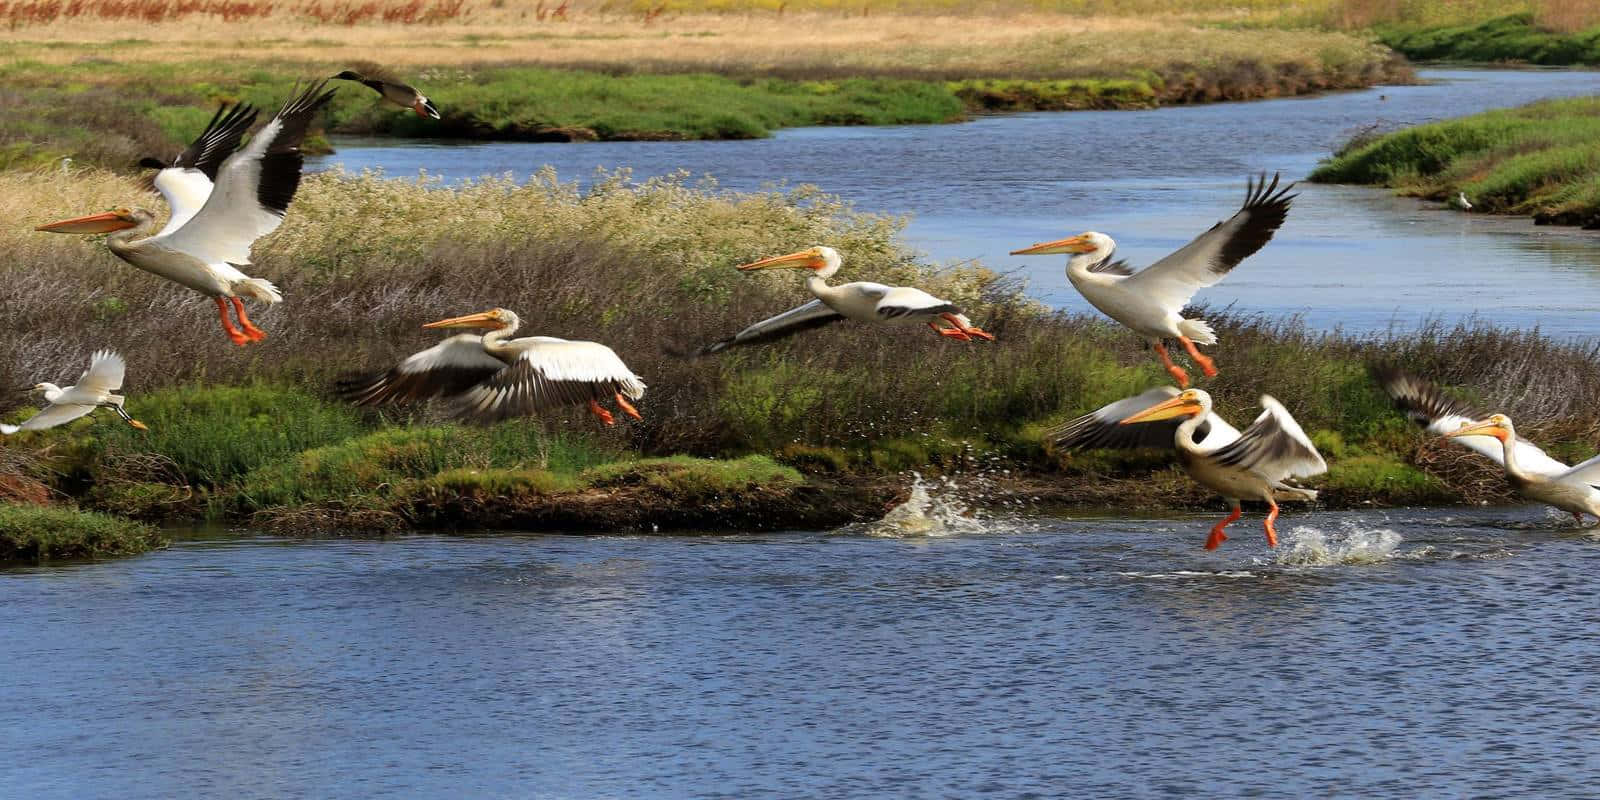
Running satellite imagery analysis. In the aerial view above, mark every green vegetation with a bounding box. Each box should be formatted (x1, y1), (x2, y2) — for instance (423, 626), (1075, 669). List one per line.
(8, 170), (1600, 536)
(1376, 14), (1600, 65)
(0, 504), (166, 563)
(1310, 96), (1600, 227)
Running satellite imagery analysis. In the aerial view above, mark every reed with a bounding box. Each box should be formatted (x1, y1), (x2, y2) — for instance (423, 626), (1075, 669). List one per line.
(0, 503), (165, 562)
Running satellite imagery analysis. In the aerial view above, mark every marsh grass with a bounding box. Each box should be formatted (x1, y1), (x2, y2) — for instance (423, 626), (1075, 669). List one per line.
(4, 171), (1600, 522)
(0, 503), (165, 562)
(1311, 97), (1600, 226)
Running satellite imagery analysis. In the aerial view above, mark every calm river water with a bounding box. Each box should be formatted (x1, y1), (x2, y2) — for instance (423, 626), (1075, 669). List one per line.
(315, 68), (1600, 337)
(7, 71), (1600, 798)
(4, 503), (1600, 797)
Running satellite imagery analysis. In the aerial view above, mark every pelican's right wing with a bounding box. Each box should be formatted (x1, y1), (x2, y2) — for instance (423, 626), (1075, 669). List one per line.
(1375, 366), (1570, 478)
(153, 102), (260, 236)
(680, 299), (846, 357)
(1049, 386), (1239, 452)
(1122, 172), (1295, 312)
(1, 403), (95, 434)
(1207, 395), (1328, 480)
(336, 334), (506, 406)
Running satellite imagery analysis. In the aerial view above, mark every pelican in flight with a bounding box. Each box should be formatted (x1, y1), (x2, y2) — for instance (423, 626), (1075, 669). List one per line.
(1011, 173), (1296, 387)
(1052, 387), (1325, 549)
(333, 63), (440, 119)
(36, 81), (337, 346)
(3, 351), (146, 434)
(1376, 368), (1600, 523)
(337, 308), (645, 425)
(136, 101), (259, 235)
(685, 246), (993, 356)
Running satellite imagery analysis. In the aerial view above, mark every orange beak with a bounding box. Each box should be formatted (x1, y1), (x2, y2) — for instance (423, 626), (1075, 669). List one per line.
(737, 248), (824, 271)
(423, 309), (505, 330)
(35, 210), (137, 234)
(1446, 419), (1511, 443)
(1119, 395), (1201, 424)
(1010, 234), (1097, 256)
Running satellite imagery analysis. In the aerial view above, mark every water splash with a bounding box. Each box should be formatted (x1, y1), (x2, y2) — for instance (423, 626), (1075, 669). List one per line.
(861, 474), (989, 538)
(1273, 523), (1403, 566)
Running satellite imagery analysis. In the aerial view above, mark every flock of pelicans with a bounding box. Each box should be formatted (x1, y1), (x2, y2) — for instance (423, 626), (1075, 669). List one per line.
(5, 74), (1596, 550)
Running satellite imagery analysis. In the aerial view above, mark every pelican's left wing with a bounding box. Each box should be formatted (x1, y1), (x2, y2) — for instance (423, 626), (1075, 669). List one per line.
(445, 339), (645, 422)
(336, 334), (506, 406)
(1123, 172), (1295, 311)
(156, 81), (336, 265)
(1207, 395), (1327, 480)
(681, 299), (846, 357)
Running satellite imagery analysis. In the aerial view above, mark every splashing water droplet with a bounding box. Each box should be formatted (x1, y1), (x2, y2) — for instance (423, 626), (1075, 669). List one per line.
(1273, 523), (1403, 566)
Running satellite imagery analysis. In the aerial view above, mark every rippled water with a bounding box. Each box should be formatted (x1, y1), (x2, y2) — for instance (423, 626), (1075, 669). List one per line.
(4, 499), (1600, 797)
(313, 68), (1600, 337)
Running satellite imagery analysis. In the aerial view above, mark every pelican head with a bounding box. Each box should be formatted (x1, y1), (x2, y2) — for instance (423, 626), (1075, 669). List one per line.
(1010, 231), (1113, 257)
(1119, 389), (1211, 424)
(1447, 413), (1513, 443)
(35, 207), (146, 234)
(737, 246), (842, 279)
(423, 307), (520, 331)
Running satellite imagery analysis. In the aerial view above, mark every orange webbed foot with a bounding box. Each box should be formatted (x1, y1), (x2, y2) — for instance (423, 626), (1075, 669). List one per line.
(1204, 529), (1228, 550)
(615, 392), (642, 421)
(588, 400), (615, 426)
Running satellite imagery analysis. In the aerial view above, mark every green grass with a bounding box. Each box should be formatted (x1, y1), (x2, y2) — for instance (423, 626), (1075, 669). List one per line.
(0, 503), (166, 563)
(1377, 14), (1600, 66)
(1310, 96), (1600, 226)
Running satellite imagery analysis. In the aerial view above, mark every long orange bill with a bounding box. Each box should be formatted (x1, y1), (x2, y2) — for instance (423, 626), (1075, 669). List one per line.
(423, 310), (503, 329)
(737, 249), (821, 271)
(34, 211), (136, 234)
(1119, 395), (1198, 425)
(1009, 234), (1096, 256)
(1446, 420), (1507, 441)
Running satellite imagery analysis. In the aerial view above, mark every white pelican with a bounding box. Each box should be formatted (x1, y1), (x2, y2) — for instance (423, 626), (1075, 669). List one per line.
(1011, 173), (1295, 387)
(1051, 387), (1325, 549)
(1376, 368), (1600, 523)
(334, 63), (440, 119)
(136, 101), (259, 235)
(36, 81), (337, 347)
(686, 246), (994, 356)
(3, 351), (146, 434)
(337, 308), (646, 425)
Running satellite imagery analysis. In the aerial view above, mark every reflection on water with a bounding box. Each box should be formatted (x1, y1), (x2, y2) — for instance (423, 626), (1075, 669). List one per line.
(312, 68), (1600, 337)
(4, 505), (1600, 797)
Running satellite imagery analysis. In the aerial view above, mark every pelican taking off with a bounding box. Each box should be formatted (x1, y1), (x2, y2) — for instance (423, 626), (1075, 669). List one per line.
(136, 101), (259, 236)
(1011, 173), (1296, 387)
(1376, 368), (1600, 523)
(36, 81), (337, 347)
(337, 308), (645, 425)
(3, 351), (146, 434)
(1051, 387), (1325, 549)
(684, 246), (993, 356)
(333, 62), (440, 119)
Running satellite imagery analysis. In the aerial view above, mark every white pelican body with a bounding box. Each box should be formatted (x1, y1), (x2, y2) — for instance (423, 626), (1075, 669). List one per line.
(338, 308), (645, 425)
(37, 82), (337, 346)
(3, 351), (146, 434)
(1052, 387), (1326, 549)
(1012, 173), (1295, 387)
(690, 246), (993, 355)
(1377, 368), (1600, 522)
(334, 63), (440, 119)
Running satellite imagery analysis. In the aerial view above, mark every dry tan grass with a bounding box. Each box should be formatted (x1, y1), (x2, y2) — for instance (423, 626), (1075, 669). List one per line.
(0, 7), (1393, 80)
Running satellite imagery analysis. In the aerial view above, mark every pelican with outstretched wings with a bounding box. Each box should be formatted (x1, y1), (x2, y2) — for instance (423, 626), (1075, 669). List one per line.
(1376, 367), (1600, 524)
(1012, 173), (1296, 387)
(36, 81), (336, 346)
(337, 308), (645, 425)
(1051, 386), (1325, 550)
(684, 246), (994, 356)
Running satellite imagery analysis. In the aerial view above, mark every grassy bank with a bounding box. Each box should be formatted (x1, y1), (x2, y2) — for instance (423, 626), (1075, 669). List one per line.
(0, 4), (1410, 165)
(5, 170), (1600, 535)
(0, 504), (166, 563)
(1376, 14), (1600, 65)
(1309, 96), (1600, 227)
